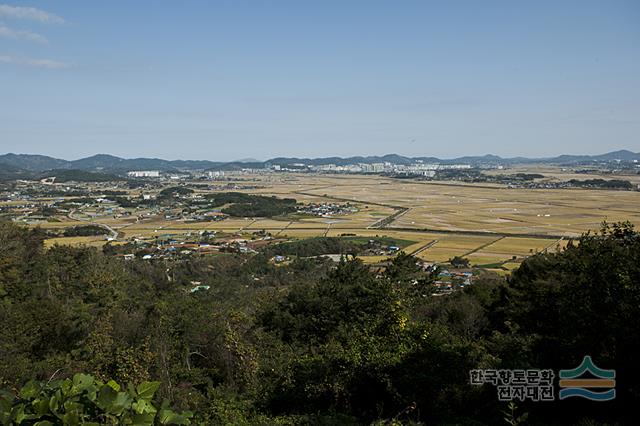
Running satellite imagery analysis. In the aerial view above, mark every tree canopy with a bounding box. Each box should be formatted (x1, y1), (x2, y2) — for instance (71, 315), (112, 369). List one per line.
(0, 221), (638, 424)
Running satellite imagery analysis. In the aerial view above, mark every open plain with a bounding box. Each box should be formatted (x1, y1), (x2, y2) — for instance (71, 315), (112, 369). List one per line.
(15, 170), (638, 271)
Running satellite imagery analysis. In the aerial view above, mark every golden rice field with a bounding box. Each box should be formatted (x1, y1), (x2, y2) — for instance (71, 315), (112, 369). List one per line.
(36, 170), (639, 268)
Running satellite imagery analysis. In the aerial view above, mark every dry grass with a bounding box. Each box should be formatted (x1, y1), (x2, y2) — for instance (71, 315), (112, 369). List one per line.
(44, 236), (107, 248)
(34, 172), (637, 265)
(481, 237), (559, 256)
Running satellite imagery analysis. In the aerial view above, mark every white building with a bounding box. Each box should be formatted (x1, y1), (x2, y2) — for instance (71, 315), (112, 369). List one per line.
(440, 164), (472, 170)
(127, 170), (161, 178)
(370, 163), (385, 172)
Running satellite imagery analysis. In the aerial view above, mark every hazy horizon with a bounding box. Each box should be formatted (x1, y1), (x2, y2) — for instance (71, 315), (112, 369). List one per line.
(2, 1), (639, 161)
(2, 146), (639, 163)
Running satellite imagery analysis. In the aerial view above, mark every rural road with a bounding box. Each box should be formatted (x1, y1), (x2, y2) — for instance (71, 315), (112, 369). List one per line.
(68, 209), (119, 239)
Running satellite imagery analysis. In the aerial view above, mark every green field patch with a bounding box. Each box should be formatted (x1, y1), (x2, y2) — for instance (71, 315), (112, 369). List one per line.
(340, 236), (415, 249)
(264, 235), (415, 257)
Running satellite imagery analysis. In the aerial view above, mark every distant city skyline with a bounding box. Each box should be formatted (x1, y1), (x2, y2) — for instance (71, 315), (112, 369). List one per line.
(1, 148), (638, 164)
(1, 1), (639, 161)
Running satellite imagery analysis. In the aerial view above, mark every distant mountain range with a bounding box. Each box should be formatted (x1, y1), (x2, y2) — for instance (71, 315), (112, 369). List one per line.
(0, 150), (638, 177)
(0, 153), (227, 173)
(266, 150), (640, 166)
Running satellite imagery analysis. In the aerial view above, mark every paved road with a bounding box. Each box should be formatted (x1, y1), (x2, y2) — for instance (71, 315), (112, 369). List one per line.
(408, 239), (439, 256)
(68, 209), (119, 239)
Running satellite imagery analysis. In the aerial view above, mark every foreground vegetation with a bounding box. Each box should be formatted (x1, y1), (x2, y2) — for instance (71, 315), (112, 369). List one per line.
(0, 374), (192, 425)
(0, 221), (638, 424)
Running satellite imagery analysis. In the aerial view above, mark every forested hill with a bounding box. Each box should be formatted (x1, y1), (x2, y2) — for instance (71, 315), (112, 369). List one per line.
(1, 149), (639, 174)
(0, 221), (638, 424)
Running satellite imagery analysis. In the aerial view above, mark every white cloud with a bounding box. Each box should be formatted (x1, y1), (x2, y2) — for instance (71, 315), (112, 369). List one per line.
(0, 24), (48, 43)
(0, 55), (71, 69)
(0, 4), (64, 24)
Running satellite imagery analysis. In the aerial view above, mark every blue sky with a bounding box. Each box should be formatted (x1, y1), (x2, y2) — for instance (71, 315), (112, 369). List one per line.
(1, 1), (639, 161)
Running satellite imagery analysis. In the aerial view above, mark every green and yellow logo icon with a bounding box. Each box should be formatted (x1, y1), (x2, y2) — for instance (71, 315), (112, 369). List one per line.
(559, 356), (615, 401)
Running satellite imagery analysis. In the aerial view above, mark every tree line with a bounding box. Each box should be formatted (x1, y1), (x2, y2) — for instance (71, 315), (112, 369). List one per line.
(0, 221), (638, 424)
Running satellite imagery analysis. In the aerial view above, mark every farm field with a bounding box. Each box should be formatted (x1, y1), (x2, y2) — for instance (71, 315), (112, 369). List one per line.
(221, 173), (637, 265)
(281, 177), (639, 237)
(485, 164), (640, 186)
(29, 171), (639, 268)
(44, 235), (109, 248)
